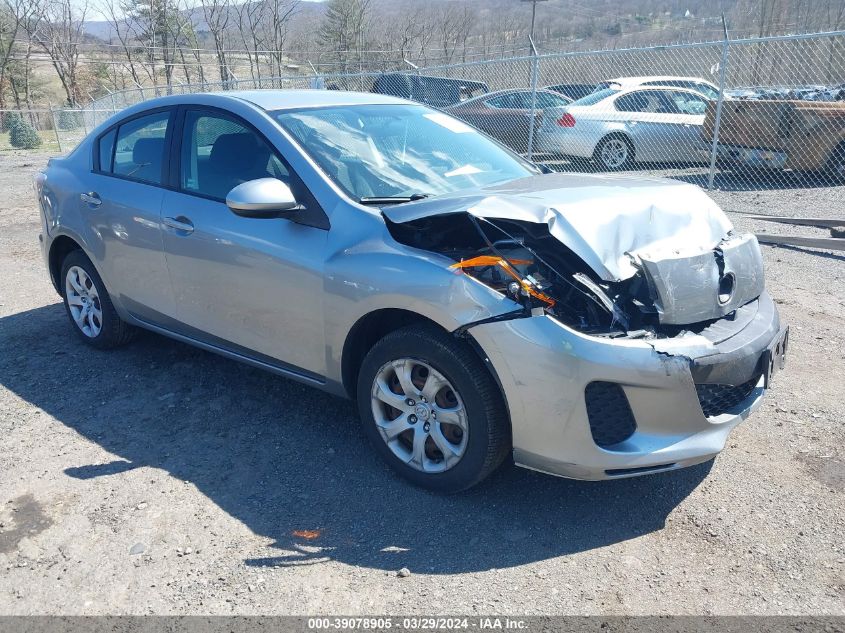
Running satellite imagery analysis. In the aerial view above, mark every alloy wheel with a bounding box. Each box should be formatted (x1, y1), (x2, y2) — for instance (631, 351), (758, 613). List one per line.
(370, 358), (469, 473)
(65, 265), (103, 338)
(600, 138), (630, 169)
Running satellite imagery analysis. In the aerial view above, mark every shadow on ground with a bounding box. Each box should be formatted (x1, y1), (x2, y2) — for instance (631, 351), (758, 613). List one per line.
(0, 303), (711, 574)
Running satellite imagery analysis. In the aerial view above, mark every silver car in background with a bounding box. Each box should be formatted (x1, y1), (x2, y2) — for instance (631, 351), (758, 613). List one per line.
(34, 90), (787, 492)
(600, 75), (721, 99)
(535, 86), (711, 169)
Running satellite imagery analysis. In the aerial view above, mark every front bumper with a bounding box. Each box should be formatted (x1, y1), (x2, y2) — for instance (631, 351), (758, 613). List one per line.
(469, 291), (781, 480)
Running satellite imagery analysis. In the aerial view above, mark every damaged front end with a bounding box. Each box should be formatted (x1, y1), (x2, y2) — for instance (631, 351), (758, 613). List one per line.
(381, 176), (785, 479)
(384, 202), (766, 343)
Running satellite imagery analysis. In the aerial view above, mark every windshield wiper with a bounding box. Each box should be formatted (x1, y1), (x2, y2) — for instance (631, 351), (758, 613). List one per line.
(358, 193), (431, 205)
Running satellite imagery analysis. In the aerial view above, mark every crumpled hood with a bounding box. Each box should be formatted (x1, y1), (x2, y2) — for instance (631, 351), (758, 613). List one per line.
(382, 172), (734, 282)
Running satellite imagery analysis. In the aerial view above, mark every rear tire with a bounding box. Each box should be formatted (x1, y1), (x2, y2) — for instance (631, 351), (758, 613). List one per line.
(594, 134), (634, 170)
(356, 325), (510, 492)
(60, 250), (135, 349)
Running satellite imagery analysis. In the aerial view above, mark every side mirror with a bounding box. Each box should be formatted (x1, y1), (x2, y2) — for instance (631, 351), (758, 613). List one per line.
(226, 178), (300, 219)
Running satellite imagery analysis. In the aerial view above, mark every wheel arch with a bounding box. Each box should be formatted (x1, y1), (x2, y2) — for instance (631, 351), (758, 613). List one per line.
(48, 234), (84, 294)
(339, 308), (511, 419)
(341, 308), (444, 399)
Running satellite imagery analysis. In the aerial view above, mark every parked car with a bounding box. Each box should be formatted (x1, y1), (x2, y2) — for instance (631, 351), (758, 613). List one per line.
(35, 90), (787, 492)
(702, 98), (845, 179)
(372, 72), (488, 108)
(599, 76), (721, 100)
(535, 86), (711, 169)
(444, 88), (572, 152)
(544, 83), (600, 101)
(726, 84), (845, 102)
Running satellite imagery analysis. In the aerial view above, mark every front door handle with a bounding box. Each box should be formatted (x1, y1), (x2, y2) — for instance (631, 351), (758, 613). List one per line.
(80, 192), (101, 207)
(163, 216), (194, 234)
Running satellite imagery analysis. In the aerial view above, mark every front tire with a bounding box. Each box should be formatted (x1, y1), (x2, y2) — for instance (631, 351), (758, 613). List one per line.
(60, 250), (135, 349)
(356, 325), (510, 492)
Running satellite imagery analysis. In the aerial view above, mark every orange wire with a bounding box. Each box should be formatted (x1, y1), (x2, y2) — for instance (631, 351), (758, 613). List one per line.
(449, 256), (555, 308)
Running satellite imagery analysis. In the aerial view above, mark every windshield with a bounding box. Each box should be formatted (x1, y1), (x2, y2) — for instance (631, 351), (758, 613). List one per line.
(570, 88), (620, 106)
(273, 104), (537, 201)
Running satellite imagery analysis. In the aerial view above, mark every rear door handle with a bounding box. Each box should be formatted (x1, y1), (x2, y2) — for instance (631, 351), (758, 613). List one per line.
(163, 216), (194, 234)
(80, 192), (101, 207)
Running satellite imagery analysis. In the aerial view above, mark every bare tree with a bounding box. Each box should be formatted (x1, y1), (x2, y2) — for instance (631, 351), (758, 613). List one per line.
(437, 4), (473, 64)
(1, 0), (39, 109)
(264, 0), (299, 77)
(234, 0), (266, 81)
(25, 0), (89, 106)
(199, 0), (233, 85)
(164, 0), (198, 85)
(96, 0), (150, 88)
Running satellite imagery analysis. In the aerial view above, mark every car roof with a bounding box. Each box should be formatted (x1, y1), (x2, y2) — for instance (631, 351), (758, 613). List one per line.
(572, 85), (710, 106)
(216, 89), (410, 110)
(607, 76), (714, 86)
(456, 88), (564, 107)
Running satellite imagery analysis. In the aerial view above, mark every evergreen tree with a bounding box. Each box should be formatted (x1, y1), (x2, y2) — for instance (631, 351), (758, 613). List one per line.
(9, 117), (41, 149)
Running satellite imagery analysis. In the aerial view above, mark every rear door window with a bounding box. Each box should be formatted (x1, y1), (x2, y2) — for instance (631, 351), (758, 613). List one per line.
(615, 90), (674, 114)
(535, 92), (571, 108)
(112, 111), (170, 185)
(486, 94), (518, 109)
(670, 90), (708, 115)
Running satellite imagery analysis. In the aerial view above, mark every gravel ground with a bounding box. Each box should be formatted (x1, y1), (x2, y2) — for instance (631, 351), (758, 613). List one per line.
(0, 150), (843, 615)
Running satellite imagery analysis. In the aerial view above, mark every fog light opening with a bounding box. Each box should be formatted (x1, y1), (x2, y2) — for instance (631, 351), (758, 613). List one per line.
(718, 272), (735, 305)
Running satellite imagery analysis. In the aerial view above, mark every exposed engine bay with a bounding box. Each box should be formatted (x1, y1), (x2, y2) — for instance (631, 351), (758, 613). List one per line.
(386, 211), (766, 339)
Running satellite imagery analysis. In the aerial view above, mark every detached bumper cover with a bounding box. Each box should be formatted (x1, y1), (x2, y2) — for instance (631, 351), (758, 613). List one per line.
(469, 291), (780, 480)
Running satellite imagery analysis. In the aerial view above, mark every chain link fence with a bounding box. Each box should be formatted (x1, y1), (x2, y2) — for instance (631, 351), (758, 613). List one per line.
(1, 108), (111, 155)
(6, 30), (845, 194)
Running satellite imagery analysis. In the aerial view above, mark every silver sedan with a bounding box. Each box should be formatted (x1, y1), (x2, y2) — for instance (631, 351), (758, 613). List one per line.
(535, 86), (712, 169)
(35, 90), (787, 491)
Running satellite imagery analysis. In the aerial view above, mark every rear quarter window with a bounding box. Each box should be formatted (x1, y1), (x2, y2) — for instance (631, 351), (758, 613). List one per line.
(97, 128), (116, 172)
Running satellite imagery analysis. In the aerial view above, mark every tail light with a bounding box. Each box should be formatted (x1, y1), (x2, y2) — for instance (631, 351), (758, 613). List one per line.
(557, 113), (576, 127)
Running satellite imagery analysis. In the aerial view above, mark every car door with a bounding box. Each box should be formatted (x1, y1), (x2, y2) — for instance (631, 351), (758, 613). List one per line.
(613, 89), (687, 162)
(663, 89), (708, 161)
(87, 108), (177, 321)
(159, 107), (328, 377)
(470, 93), (535, 152)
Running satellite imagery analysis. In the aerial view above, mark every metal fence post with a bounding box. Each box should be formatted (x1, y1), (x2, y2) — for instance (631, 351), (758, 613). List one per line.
(48, 105), (63, 153)
(526, 35), (540, 162)
(707, 15), (731, 190)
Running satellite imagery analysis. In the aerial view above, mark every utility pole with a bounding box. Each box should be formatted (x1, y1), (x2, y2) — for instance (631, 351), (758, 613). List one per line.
(521, 0), (549, 42)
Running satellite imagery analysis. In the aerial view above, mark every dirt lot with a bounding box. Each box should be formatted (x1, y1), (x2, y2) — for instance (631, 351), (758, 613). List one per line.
(0, 150), (843, 615)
